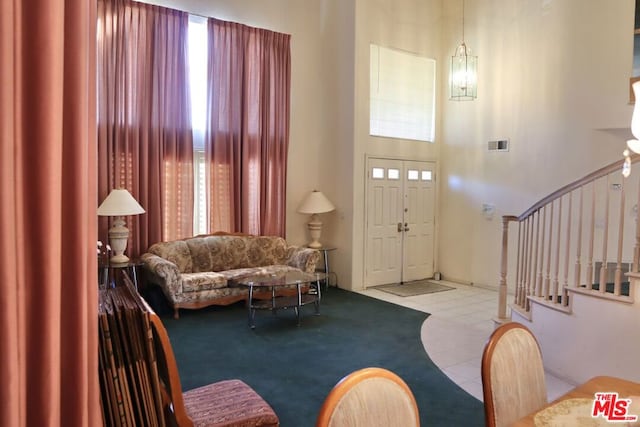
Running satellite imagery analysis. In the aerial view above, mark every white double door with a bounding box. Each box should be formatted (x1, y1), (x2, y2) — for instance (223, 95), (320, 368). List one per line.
(365, 158), (435, 287)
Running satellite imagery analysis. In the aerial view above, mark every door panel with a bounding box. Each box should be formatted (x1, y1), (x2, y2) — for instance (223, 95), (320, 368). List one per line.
(366, 158), (435, 287)
(366, 159), (404, 286)
(403, 162), (435, 281)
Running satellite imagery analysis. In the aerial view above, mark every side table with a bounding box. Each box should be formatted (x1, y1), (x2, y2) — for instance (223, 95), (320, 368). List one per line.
(309, 246), (338, 289)
(99, 259), (143, 290)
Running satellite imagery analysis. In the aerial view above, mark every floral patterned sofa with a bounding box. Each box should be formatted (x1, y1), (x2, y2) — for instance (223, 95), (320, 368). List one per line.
(141, 234), (320, 318)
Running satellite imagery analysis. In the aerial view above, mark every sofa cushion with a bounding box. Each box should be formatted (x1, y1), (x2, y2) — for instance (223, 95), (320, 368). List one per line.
(181, 271), (227, 293)
(199, 236), (289, 272)
(219, 265), (299, 284)
(185, 237), (215, 273)
(148, 240), (194, 273)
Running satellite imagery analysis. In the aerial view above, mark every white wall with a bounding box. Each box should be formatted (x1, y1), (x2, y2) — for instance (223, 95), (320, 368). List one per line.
(351, 0), (443, 290)
(439, 0), (636, 289)
(512, 279), (640, 384)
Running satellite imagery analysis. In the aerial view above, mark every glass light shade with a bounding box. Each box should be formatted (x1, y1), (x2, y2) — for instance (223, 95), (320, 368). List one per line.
(450, 42), (477, 101)
(627, 139), (640, 154)
(297, 191), (335, 214)
(631, 81), (640, 142)
(623, 154), (632, 178)
(98, 189), (145, 216)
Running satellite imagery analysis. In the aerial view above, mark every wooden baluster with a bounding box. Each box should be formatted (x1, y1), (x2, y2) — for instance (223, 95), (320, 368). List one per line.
(614, 178), (625, 296)
(587, 181), (596, 290)
(574, 187), (583, 288)
(515, 221), (523, 306)
(562, 192), (572, 305)
(533, 210), (541, 297)
(552, 198), (562, 304)
(537, 207), (546, 297)
(635, 172), (640, 273)
(520, 220), (527, 306)
(527, 215), (536, 310)
(521, 217), (530, 308)
(599, 175), (610, 294)
(498, 216), (517, 322)
(518, 218), (525, 308)
(544, 202), (553, 300)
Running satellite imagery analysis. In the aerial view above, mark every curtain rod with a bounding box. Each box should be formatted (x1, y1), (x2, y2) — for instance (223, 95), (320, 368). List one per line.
(135, 0), (289, 35)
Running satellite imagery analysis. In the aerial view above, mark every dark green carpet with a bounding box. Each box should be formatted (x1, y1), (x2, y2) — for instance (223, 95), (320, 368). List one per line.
(158, 287), (485, 427)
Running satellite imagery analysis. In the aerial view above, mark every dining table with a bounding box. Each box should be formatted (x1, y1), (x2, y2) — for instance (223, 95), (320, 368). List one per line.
(511, 375), (640, 426)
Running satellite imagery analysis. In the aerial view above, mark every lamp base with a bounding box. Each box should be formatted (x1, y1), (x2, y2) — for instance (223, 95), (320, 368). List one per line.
(110, 253), (130, 264)
(108, 216), (131, 264)
(307, 214), (323, 249)
(308, 241), (322, 249)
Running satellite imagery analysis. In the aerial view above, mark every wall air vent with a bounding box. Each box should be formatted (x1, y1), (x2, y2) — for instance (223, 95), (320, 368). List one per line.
(488, 139), (509, 152)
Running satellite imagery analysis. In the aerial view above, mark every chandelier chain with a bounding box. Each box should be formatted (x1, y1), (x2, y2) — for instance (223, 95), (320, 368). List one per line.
(462, 0), (465, 43)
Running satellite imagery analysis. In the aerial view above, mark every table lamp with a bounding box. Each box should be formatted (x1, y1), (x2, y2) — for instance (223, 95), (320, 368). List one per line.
(297, 190), (335, 249)
(97, 188), (145, 263)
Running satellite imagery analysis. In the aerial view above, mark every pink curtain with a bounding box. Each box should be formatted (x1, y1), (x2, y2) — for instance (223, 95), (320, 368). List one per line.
(97, 0), (193, 255)
(1, 0), (101, 426)
(206, 19), (291, 237)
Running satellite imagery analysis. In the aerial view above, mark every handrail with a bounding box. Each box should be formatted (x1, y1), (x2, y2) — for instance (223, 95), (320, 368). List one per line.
(519, 153), (640, 220)
(497, 152), (640, 324)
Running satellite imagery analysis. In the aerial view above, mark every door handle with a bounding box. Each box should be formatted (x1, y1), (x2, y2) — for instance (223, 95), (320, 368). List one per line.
(398, 222), (410, 232)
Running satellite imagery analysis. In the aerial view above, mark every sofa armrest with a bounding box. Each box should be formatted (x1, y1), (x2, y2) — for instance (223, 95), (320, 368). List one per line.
(285, 246), (321, 273)
(141, 253), (183, 301)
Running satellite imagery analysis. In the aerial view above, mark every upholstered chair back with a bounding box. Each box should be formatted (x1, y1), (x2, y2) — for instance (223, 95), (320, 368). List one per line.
(316, 367), (420, 427)
(481, 322), (547, 427)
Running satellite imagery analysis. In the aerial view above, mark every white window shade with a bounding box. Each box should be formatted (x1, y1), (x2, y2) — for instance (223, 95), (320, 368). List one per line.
(370, 44), (436, 142)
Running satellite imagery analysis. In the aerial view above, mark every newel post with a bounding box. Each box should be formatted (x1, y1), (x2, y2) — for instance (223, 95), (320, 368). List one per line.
(496, 215), (518, 325)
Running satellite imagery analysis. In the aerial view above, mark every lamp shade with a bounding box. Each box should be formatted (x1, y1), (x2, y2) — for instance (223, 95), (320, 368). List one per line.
(97, 189), (145, 216)
(632, 81), (640, 142)
(297, 190), (335, 214)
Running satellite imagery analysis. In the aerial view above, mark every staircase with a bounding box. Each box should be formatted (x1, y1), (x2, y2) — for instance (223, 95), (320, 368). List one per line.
(496, 154), (640, 385)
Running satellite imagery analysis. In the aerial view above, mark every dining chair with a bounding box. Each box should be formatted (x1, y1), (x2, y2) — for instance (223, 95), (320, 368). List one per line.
(148, 309), (280, 427)
(315, 367), (420, 427)
(481, 321), (547, 427)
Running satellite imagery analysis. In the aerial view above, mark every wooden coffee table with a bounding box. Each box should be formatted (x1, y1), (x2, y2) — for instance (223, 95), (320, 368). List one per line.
(236, 271), (326, 329)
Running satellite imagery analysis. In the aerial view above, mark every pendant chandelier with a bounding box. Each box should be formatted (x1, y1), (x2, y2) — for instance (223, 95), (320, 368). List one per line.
(450, 0), (477, 101)
(623, 81), (640, 177)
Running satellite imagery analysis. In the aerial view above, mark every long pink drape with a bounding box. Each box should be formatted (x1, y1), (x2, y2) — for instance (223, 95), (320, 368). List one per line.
(206, 19), (291, 237)
(1, 0), (101, 426)
(97, 0), (193, 255)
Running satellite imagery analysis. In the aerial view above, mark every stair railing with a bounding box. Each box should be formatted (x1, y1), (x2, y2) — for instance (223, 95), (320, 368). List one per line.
(497, 154), (640, 322)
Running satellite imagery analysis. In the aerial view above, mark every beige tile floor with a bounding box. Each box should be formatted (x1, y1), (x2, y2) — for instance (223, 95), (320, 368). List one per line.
(357, 280), (575, 402)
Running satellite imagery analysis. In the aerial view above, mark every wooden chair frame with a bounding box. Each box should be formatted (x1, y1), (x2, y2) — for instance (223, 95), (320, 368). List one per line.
(481, 322), (546, 427)
(123, 273), (278, 427)
(315, 367), (420, 427)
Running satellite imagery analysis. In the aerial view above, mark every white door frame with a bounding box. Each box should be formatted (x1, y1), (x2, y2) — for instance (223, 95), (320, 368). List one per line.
(363, 155), (439, 288)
